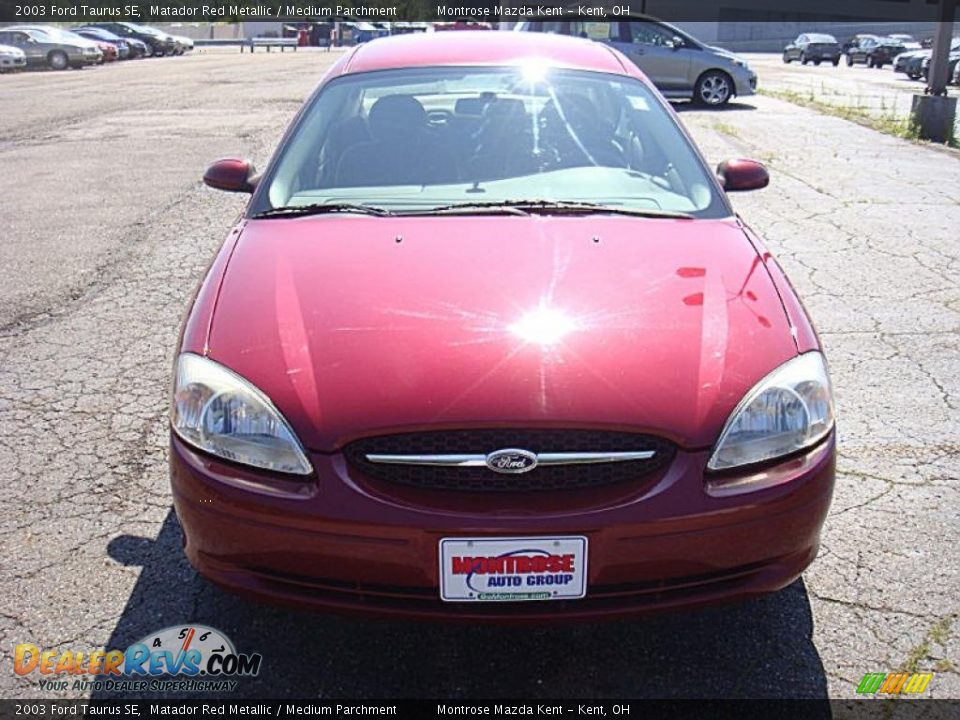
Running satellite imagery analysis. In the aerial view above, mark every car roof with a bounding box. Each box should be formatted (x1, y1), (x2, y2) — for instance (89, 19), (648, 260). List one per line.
(340, 31), (629, 77)
(4, 26), (53, 38)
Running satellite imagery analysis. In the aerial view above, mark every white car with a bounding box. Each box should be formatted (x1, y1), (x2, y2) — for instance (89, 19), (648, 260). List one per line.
(0, 43), (26, 71)
(171, 35), (194, 52)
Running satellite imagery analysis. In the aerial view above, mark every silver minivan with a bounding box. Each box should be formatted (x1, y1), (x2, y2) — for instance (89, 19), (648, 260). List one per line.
(514, 19), (756, 107)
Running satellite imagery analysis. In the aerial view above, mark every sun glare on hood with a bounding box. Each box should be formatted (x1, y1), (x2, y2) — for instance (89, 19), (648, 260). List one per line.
(508, 306), (577, 347)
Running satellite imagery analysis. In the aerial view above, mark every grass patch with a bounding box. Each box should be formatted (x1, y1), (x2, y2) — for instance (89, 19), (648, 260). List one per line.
(903, 638), (932, 674)
(713, 121), (741, 139)
(759, 87), (958, 149)
(929, 617), (953, 646)
(899, 617), (954, 674)
(934, 659), (954, 673)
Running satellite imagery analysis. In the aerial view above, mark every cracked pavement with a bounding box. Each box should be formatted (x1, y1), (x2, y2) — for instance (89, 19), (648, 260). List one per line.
(0, 48), (957, 700)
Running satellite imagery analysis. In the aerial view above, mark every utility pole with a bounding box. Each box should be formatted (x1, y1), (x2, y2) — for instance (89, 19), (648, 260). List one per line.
(926, 0), (956, 95)
(911, 0), (957, 143)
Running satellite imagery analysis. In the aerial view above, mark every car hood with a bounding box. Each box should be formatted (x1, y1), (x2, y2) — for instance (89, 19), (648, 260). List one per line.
(706, 45), (746, 64)
(206, 216), (798, 452)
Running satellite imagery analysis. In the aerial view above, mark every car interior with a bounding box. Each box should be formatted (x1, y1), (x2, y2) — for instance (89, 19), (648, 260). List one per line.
(310, 88), (673, 191)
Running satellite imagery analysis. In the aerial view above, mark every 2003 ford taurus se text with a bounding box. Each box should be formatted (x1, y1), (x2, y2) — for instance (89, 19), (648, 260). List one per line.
(170, 32), (835, 619)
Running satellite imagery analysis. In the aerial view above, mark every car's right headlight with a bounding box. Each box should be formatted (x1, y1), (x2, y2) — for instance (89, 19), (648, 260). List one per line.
(707, 352), (835, 472)
(171, 353), (312, 476)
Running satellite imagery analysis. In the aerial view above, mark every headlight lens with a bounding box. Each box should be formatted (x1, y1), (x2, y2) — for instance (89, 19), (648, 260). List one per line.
(707, 352), (834, 472)
(171, 353), (312, 475)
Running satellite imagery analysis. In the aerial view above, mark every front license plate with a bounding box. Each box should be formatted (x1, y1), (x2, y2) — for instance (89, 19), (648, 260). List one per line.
(439, 536), (587, 602)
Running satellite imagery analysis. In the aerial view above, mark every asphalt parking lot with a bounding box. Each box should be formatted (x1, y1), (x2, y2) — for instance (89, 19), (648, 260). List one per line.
(747, 51), (960, 134)
(0, 49), (958, 700)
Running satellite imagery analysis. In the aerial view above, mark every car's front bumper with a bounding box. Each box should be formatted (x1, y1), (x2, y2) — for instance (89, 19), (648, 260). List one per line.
(732, 66), (757, 96)
(171, 433), (834, 621)
(0, 55), (25, 69)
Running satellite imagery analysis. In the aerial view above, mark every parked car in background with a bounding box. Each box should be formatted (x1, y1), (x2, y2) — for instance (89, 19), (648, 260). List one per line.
(72, 27), (134, 60)
(921, 44), (960, 82)
(894, 48), (930, 79)
(841, 33), (878, 55)
(125, 37), (150, 58)
(170, 34), (194, 52)
(65, 30), (118, 62)
(89, 22), (176, 57)
(93, 39), (117, 62)
(0, 43), (27, 71)
(847, 36), (907, 68)
(783, 33), (842, 65)
(0, 27), (99, 69)
(898, 38), (960, 81)
(10, 25), (105, 66)
(888, 33), (922, 50)
(515, 18), (756, 107)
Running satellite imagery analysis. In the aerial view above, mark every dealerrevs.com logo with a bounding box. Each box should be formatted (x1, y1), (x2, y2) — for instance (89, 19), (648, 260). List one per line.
(14, 625), (261, 693)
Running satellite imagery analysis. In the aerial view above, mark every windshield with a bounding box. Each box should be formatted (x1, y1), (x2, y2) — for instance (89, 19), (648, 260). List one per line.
(254, 66), (727, 218)
(807, 34), (837, 44)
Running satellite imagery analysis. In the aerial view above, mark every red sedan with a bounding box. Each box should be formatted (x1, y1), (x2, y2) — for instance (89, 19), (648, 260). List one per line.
(171, 32), (835, 619)
(92, 41), (117, 62)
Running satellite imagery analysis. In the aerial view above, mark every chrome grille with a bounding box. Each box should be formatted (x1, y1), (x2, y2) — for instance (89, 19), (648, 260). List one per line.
(343, 429), (675, 492)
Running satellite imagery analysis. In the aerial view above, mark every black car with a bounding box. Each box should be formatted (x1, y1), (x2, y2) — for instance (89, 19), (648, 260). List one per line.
(847, 36), (907, 68)
(783, 33), (842, 66)
(842, 33), (879, 55)
(88, 22), (176, 57)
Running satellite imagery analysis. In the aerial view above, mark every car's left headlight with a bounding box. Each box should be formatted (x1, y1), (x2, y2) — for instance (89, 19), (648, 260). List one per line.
(707, 352), (834, 472)
(171, 353), (312, 475)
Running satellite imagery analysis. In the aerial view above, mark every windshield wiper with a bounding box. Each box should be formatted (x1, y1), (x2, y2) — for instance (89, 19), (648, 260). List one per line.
(252, 202), (394, 219)
(409, 199), (693, 219)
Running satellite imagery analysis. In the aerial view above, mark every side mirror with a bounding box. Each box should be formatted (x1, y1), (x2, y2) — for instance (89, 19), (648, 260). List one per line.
(717, 159), (769, 192)
(669, 36), (684, 50)
(203, 158), (257, 193)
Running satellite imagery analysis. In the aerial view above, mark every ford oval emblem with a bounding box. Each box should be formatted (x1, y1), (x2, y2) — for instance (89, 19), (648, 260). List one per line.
(485, 448), (538, 474)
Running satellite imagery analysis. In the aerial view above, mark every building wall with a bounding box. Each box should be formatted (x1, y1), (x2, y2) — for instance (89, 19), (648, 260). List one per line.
(502, 0), (956, 51)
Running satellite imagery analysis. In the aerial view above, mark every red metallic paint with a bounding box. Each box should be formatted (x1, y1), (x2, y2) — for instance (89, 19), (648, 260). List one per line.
(97, 42), (117, 61)
(341, 31), (630, 76)
(172, 32), (833, 619)
(202, 158), (257, 194)
(170, 434), (834, 620)
(206, 216), (797, 452)
(717, 159), (771, 192)
(177, 222), (245, 356)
